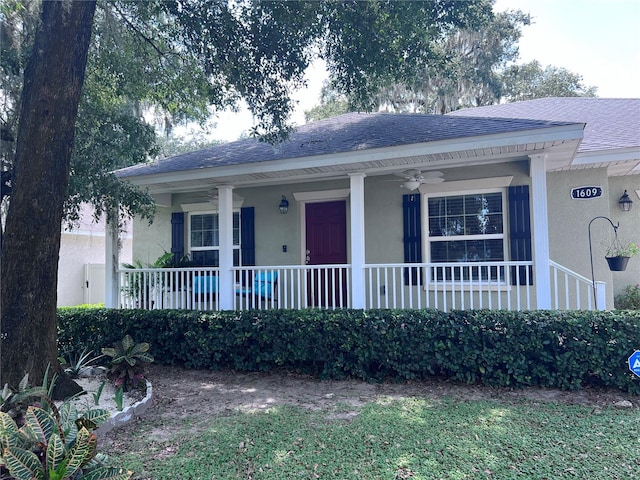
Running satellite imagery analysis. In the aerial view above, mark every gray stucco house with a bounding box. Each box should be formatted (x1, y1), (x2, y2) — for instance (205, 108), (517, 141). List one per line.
(109, 97), (639, 312)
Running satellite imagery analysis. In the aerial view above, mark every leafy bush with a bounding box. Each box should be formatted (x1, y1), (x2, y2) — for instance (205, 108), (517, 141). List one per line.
(615, 284), (640, 310)
(0, 377), (130, 480)
(102, 335), (154, 391)
(58, 308), (640, 394)
(1, 373), (47, 424)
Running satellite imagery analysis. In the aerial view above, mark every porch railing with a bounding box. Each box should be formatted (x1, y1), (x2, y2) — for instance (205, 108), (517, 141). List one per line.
(118, 265), (352, 311)
(117, 260), (603, 312)
(119, 267), (219, 310)
(549, 260), (603, 310)
(363, 261), (533, 311)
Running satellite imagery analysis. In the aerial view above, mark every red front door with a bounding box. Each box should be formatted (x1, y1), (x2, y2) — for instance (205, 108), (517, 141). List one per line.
(305, 201), (348, 307)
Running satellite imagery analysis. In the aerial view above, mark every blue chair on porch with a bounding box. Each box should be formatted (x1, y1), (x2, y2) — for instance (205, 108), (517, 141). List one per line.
(193, 275), (218, 307)
(236, 271), (278, 307)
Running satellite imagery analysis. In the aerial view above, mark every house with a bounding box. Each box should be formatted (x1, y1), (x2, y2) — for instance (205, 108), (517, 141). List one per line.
(110, 98), (639, 312)
(58, 204), (132, 306)
(450, 98), (639, 301)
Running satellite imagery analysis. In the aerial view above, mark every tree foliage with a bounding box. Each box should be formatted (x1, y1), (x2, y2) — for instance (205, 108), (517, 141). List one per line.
(2, 0), (492, 232)
(305, 83), (351, 123)
(500, 60), (598, 102)
(148, 0), (491, 141)
(305, 4), (597, 120)
(1, 0), (492, 390)
(1, 1), (161, 230)
(372, 8), (531, 114)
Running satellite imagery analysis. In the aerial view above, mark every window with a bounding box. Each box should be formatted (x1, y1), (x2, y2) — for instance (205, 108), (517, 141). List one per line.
(426, 190), (506, 281)
(189, 212), (240, 267)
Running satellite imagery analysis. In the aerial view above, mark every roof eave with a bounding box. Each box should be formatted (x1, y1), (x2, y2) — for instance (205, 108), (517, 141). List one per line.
(121, 123), (584, 190)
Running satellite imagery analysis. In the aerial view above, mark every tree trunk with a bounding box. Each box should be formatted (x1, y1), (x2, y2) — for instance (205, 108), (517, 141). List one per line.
(0, 0), (96, 399)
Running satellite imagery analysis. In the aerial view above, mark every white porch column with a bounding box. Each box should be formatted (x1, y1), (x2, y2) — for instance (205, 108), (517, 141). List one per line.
(349, 173), (366, 309)
(529, 154), (552, 309)
(595, 281), (607, 311)
(105, 210), (120, 308)
(218, 185), (234, 310)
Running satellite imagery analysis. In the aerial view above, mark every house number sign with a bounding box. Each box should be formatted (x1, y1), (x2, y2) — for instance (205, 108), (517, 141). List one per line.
(571, 186), (602, 199)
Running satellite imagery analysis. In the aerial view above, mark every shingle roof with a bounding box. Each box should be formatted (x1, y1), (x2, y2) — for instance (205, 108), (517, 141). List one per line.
(449, 98), (640, 153)
(116, 112), (577, 178)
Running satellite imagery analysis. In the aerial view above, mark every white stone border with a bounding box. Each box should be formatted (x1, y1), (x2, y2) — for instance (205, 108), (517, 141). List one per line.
(96, 380), (153, 435)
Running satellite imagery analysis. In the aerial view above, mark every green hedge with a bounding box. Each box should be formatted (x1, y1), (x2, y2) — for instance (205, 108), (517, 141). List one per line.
(57, 308), (640, 393)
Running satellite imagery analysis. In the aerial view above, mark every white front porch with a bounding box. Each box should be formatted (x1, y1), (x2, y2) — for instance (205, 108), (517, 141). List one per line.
(116, 260), (604, 312)
(107, 157), (613, 312)
(104, 111), (622, 313)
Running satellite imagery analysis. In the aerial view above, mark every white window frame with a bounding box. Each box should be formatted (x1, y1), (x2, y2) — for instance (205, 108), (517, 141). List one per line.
(423, 187), (508, 285)
(188, 210), (241, 266)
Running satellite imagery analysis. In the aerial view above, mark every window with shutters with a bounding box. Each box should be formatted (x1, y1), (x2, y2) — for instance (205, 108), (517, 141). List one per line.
(426, 189), (507, 281)
(189, 211), (241, 267)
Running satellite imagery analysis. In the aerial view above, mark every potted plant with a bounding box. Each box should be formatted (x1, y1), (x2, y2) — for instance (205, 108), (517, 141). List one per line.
(605, 238), (639, 271)
(121, 251), (194, 306)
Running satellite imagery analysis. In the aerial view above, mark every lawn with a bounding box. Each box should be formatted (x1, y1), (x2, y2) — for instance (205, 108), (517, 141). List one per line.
(103, 396), (639, 479)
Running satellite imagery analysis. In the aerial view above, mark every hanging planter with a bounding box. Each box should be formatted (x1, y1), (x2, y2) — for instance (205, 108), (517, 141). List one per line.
(604, 235), (638, 272)
(606, 256), (630, 272)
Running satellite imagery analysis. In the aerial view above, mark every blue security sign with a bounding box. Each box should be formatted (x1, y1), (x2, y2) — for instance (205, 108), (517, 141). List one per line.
(629, 351), (640, 378)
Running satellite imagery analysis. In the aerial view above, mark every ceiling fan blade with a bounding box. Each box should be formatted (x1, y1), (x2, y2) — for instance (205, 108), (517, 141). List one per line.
(421, 177), (445, 184)
(421, 171), (444, 179)
(392, 169), (446, 190)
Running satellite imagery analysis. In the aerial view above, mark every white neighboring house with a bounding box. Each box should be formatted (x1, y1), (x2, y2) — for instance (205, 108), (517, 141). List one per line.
(58, 204), (132, 306)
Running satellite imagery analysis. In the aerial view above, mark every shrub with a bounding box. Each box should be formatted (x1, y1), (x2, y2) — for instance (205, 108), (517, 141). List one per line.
(0, 374), (130, 480)
(102, 335), (154, 391)
(1, 373), (47, 424)
(58, 307), (640, 394)
(615, 284), (640, 310)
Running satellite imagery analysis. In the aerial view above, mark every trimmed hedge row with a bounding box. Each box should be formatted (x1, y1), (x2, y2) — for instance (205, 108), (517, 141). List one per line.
(57, 308), (640, 393)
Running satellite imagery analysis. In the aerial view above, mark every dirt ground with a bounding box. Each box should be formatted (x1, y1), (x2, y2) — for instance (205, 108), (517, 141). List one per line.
(100, 363), (637, 448)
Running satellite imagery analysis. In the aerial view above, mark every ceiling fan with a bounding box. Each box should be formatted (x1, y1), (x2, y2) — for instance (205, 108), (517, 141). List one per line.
(392, 169), (445, 191)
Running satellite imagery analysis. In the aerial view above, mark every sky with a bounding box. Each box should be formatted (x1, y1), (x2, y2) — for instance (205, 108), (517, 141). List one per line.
(494, 0), (640, 98)
(205, 0), (640, 142)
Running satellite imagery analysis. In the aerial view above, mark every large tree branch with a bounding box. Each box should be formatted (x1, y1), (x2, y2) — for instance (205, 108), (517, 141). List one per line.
(112, 3), (168, 59)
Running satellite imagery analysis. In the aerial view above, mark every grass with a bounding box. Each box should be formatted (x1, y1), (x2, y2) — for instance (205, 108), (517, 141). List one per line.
(105, 398), (639, 480)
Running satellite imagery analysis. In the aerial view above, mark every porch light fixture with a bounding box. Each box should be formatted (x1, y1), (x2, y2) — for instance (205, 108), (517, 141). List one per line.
(618, 190), (633, 212)
(279, 195), (289, 214)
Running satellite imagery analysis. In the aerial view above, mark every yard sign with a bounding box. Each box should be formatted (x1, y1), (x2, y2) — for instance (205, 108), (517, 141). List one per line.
(629, 351), (640, 378)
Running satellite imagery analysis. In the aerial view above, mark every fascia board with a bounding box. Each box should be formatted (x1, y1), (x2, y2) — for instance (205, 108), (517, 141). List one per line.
(572, 146), (640, 165)
(124, 124), (584, 187)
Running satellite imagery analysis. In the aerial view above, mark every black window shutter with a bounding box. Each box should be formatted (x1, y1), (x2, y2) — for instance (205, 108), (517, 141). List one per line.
(508, 185), (533, 285)
(403, 194), (422, 285)
(240, 207), (255, 266)
(171, 212), (185, 264)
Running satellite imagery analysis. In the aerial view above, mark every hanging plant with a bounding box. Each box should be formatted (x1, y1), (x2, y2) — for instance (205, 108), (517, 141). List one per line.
(604, 238), (638, 271)
(606, 256), (630, 272)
